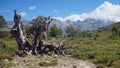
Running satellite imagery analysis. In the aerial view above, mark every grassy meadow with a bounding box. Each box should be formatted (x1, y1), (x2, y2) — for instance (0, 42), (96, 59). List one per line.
(64, 36), (120, 68)
(0, 27), (120, 68)
(0, 29), (17, 61)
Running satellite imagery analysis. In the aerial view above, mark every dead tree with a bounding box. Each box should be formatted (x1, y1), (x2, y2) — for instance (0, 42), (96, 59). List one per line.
(11, 10), (31, 57)
(38, 41), (69, 56)
(29, 16), (68, 56)
(11, 10), (68, 56)
(29, 16), (53, 55)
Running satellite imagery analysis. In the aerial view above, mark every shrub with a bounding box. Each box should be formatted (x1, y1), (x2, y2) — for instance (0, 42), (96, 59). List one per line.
(49, 24), (63, 38)
(0, 31), (11, 38)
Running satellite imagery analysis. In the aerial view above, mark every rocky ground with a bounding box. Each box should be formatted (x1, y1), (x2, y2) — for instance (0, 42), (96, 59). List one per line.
(1, 55), (96, 68)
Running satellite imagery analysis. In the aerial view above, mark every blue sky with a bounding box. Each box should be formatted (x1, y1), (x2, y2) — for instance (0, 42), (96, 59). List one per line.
(0, 0), (120, 21)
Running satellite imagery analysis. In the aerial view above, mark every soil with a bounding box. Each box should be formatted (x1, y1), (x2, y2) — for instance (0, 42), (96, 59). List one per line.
(9, 55), (96, 68)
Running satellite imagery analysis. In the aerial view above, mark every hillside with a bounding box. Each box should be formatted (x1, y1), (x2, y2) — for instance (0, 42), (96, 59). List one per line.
(0, 24), (120, 68)
(97, 22), (120, 33)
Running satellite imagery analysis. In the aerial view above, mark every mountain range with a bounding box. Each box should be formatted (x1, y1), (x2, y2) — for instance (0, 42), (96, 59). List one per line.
(7, 18), (115, 30)
(7, 1), (120, 30)
(52, 1), (120, 30)
(7, 19), (32, 28)
(51, 18), (114, 30)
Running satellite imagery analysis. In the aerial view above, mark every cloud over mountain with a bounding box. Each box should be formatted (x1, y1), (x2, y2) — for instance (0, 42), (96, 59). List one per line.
(54, 1), (120, 22)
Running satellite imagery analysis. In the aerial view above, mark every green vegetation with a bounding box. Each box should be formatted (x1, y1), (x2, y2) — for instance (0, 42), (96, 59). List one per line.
(0, 15), (7, 28)
(65, 37), (120, 67)
(49, 24), (63, 37)
(28, 16), (46, 34)
(0, 29), (17, 62)
(0, 30), (11, 38)
(66, 25), (80, 39)
(63, 23), (120, 67)
(0, 61), (15, 68)
(0, 15), (120, 68)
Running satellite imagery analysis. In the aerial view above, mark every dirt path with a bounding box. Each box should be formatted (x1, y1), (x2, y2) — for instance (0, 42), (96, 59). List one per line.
(3, 55), (96, 68)
(48, 56), (96, 68)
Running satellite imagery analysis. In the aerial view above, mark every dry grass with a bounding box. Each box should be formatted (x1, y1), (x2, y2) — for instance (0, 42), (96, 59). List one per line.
(38, 56), (58, 66)
(0, 61), (15, 68)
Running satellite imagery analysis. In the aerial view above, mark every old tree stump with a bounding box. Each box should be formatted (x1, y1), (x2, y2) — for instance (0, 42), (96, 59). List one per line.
(11, 10), (68, 57)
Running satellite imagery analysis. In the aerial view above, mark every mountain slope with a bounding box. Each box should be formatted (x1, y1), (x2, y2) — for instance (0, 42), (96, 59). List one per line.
(52, 18), (114, 30)
(97, 22), (120, 33)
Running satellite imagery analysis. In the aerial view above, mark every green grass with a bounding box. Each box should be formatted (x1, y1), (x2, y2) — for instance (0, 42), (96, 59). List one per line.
(0, 28), (120, 68)
(0, 30), (17, 58)
(0, 38), (17, 61)
(64, 36), (120, 68)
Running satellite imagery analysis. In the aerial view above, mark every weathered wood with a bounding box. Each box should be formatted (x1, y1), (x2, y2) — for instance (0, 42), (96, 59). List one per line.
(37, 42), (68, 56)
(11, 10), (31, 56)
(11, 10), (67, 56)
(29, 16), (53, 55)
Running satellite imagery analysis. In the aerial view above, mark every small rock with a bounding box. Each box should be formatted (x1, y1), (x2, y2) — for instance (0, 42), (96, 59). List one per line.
(45, 60), (51, 63)
(4, 59), (9, 62)
(54, 55), (58, 57)
(13, 61), (18, 64)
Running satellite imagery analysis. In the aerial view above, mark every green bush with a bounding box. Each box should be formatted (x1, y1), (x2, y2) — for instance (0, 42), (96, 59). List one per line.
(49, 24), (63, 37)
(0, 31), (11, 38)
(0, 38), (17, 61)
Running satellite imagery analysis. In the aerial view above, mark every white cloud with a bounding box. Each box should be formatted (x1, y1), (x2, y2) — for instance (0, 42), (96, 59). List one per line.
(20, 11), (26, 17)
(55, 1), (120, 22)
(33, 16), (36, 19)
(88, 1), (120, 22)
(64, 14), (82, 21)
(53, 17), (64, 22)
(29, 6), (36, 10)
(54, 9), (59, 13)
